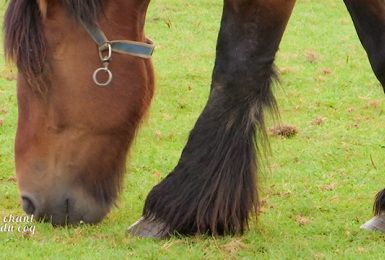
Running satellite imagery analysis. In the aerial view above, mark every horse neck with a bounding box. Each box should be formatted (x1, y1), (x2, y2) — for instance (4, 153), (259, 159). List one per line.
(102, 0), (150, 39)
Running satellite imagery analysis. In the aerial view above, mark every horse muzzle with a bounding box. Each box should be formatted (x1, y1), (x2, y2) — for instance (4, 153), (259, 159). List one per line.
(20, 189), (111, 226)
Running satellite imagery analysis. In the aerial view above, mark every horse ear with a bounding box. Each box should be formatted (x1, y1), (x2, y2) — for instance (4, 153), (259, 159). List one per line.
(37, 0), (48, 19)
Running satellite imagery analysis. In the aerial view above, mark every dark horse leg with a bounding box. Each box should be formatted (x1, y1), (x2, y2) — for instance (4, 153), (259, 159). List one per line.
(344, 0), (385, 232)
(129, 0), (296, 237)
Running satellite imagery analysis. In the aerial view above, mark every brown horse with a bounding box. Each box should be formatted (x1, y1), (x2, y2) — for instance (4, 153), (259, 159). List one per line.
(4, 0), (385, 236)
(4, 0), (154, 225)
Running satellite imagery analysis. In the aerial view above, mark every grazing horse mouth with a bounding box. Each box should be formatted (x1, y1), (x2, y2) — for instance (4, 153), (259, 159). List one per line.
(21, 196), (75, 225)
(21, 186), (113, 226)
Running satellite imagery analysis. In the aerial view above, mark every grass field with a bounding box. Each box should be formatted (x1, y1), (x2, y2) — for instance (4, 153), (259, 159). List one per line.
(1, 0), (385, 259)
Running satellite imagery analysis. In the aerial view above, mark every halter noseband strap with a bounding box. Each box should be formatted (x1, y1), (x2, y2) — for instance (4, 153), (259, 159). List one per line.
(82, 22), (155, 87)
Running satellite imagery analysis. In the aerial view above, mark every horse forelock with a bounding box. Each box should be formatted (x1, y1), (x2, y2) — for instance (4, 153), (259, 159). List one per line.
(3, 0), (103, 93)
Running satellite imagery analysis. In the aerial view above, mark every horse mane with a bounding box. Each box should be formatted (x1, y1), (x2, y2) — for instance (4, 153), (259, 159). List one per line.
(3, 0), (103, 93)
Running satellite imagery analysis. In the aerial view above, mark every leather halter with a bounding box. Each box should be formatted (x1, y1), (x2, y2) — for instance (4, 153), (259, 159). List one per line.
(82, 22), (155, 87)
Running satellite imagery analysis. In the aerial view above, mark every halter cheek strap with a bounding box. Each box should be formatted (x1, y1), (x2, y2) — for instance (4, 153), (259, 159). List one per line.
(82, 22), (155, 87)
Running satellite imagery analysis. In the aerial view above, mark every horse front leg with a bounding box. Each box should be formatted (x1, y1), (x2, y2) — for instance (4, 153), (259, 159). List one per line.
(344, 0), (385, 88)
(344, 0), (385, 231)
(129, 0), (296, 238)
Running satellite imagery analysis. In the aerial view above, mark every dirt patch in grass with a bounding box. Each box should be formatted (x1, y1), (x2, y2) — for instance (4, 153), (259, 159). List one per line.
(221, 239), (248, 257)
(269, 124), (298, 138)
(367, 99), (382, 109)
(311, 116), (326, 126)
(320, 67), (333, 75)
(279, 67), (296, 75)
(7, 176), (17, 183)
(320, 183), (337, 191)
(294, 216), (311, 226)
(0, 68), (17, 81)
(305, 49), (320, 63)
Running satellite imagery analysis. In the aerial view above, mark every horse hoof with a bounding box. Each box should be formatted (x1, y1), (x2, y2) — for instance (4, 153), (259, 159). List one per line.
(361, 215), (385, 232)
(127, 217), (170, 238)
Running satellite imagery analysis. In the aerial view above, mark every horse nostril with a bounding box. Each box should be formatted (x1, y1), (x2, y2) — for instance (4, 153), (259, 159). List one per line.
(65, 198), (70, 215)
(21, 196), (36, 215)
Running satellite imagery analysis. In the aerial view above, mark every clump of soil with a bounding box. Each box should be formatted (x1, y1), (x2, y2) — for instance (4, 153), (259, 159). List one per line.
(311, 116), (326, 126)
(269, 124), (298, 138)
(305, 49), (320, 63)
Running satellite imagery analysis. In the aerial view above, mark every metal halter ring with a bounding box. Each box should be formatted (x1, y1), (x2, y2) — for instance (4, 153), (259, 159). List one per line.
(99, 42), (112, 62)
(93, 67), (113, 87)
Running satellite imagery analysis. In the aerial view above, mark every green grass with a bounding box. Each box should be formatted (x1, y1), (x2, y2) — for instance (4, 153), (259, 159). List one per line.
(1, 0), (385, 259)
